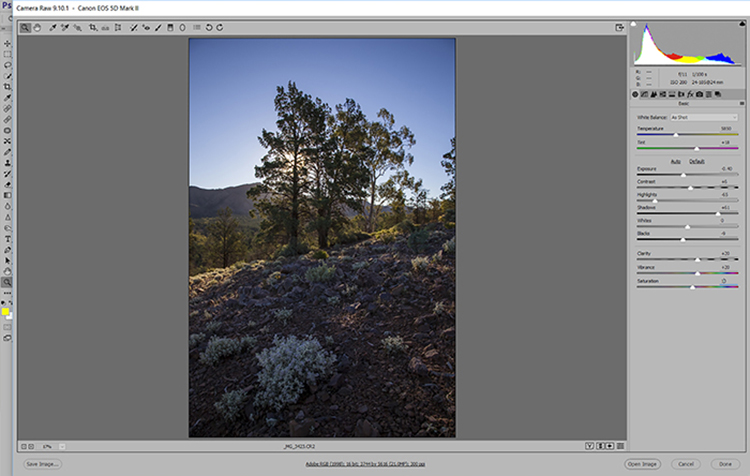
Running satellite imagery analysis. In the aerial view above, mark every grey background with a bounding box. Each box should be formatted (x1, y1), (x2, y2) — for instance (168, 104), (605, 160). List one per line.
(17, 37), (188, 440)
(456, 36), (627, 440)
(17, 34), (626, 441)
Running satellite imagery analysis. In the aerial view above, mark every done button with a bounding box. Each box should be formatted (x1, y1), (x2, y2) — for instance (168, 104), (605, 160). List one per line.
(712, 459), (740, 470)
(625, 459), (661, 470)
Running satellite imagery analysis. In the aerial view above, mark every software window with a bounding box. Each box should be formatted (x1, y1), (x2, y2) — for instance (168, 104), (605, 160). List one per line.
(1, 1), (748, 475)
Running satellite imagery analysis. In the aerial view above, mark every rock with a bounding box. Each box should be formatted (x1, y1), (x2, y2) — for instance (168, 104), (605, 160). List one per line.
(280, 278), (294, 293)
(413, 333), (430, 340)
(354, 419), (379, 437)
(252, 287), (270, 299)
(338, 386), (352, 396)
(337, 354), (352, 372)
(378, 292), (392, 302)
(243, 402), (256, 420)
(440, 327), (455, 339)
(329, 405), (339, 411)
(408, 357), (429, 377)
(367, 302), (378, 312)
(317, 391), (330, 402)
(358, 405), (368, 413)
(225, 298), (240, 308)
(328, 373), (344, 388)
(289, 419), (314, 437)
(424, 348), (439, 359)
(290, 286), (304, 296)
(296, 410), (305, 421)
(418, 323), (431, 333)
(304, 395), (315, 404)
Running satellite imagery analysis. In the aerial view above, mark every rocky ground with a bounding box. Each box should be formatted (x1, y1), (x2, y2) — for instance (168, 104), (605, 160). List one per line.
(188, 225), (456, 438)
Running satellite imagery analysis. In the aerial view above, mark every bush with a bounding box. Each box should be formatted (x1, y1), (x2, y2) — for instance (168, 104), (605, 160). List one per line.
(440, 208), (455, 224)
(273, 308), (293, 324)
(396, 219), (416, 235)
(306, 263), (336, 283)
(214, 390), (247, 422)
(407, 228), (430, 253)
(381, 335), (407, 355)
(352, 261), (370, 271)
(374, 229), (398, 244)
(205, 320), (222, 334)
(265, 270), (283, 286)
(199, 336), (255, 366)
(189, 333), (206, 349)
(442, 237), (456, 255)
(275, 242), (309, 258)
(411, 256), (430, 273)
(254, 335), (336, 411)
(311, 250), (329, 260)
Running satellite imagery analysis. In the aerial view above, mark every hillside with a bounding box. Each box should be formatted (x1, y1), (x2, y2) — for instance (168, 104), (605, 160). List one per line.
(189, 183), (393, 220)
(189, 183), (260, 218)
(188, 225), (456, 438)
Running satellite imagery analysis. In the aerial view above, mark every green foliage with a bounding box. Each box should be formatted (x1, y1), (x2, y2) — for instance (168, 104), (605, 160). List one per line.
(311, 249), (329, 260)
(442, 236), (456, 255)
(206, 207), (247, 269)
(189, 333), (206, 349)
(396, 219), (416, 234)
(249, 81), (323, 252)
(306, 263), (336, 283)
(327, 296), (340, 306)
(214, 390), (248, 423)
(275, 241), (309, 258)
(199, 336), (255, 366)
(205, 320), (222, 334)
(373, 228), (398, 244)
(266, 271), (282, 286)
(254, 335), (336, 411)
(273, 308), (293, 324)
(433, 301), (448, 317)
(309, 98), (371, 248)
(363, 109), (416, 232)
(431, 250), (443, 264)
(440, 138), (456, 206)
(407, 228), (430, 253)
(352, 261), (370, 271)
(411, 256), (430, 273)
(381, 335), (407, 355)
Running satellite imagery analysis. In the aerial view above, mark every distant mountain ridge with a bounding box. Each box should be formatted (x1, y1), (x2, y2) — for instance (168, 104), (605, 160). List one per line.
(189, 183), (260, 219)
(189, 183), (392, 219)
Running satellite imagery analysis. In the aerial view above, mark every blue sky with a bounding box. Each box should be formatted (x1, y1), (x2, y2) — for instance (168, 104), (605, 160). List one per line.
(190, 38), (455, 201)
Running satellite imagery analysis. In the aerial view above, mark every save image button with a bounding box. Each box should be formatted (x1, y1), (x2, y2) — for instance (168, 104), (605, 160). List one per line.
(24, 459), (61, 470)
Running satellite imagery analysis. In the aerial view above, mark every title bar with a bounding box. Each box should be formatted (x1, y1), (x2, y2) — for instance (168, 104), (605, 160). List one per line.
(13, 1), (750, 18)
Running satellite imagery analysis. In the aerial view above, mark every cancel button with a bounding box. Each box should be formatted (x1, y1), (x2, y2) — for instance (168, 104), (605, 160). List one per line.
(672, 459), (700, 470)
